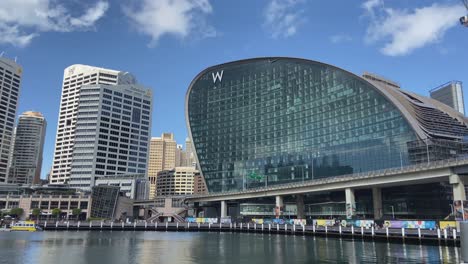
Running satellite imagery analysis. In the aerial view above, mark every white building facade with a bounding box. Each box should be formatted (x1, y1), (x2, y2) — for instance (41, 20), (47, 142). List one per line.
(69, 83), (152, 190)
(50, 65), (136, 184)
(0, 57), (22, 183)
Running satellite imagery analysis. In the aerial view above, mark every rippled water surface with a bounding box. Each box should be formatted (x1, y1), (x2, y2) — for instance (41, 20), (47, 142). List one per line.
(0, 231), (460, 263)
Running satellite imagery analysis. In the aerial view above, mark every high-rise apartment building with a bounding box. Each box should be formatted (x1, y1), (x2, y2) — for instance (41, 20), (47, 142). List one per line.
(69, 83), (152, 190)
(156, 167), (199, 196)
(430, 81), (465, 115)
(0, 57), (22, 182)
(50, 64), (136, 184)
(148, 133), (177, 198)
(9, 111), (46, 185)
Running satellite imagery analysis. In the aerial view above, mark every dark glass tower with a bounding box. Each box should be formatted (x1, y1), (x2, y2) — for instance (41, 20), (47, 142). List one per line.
(186, 58), (468, 194)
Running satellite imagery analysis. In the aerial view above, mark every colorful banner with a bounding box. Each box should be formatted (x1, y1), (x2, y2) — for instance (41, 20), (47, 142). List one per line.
(439, 221), (457, 229)
(293, 219), (307, 226)
(354, 220), (374, 228)
(220, 217), (232, 224)
(454, 200), (463, 220)
(188, 218), (218, 224)
(273, 219), (285, 225)
(313, 219), (335, 227)
(185, 217), (197, 223)
(383, 220), (436, 229)
(252, 218), (264, 224)
(346, 203), (355, 219)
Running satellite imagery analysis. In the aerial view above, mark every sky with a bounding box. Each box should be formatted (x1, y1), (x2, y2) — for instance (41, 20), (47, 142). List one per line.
(0, 0), (467, 179)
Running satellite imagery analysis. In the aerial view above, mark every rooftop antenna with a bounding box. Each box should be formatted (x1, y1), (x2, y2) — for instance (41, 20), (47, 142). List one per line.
(14, 56), (17, 63)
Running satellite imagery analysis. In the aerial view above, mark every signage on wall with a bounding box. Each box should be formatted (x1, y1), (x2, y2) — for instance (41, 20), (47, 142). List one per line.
(212, 70), (224, 83)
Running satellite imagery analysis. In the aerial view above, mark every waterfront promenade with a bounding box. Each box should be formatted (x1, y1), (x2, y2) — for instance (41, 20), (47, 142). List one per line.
(39, 221), (459, 246)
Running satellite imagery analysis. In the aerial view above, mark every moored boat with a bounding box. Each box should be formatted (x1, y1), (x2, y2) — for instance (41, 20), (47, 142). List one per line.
(10, 221), (40, 232)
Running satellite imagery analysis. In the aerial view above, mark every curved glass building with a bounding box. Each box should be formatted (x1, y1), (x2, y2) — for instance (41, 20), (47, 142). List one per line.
(186, 58), (468, 194)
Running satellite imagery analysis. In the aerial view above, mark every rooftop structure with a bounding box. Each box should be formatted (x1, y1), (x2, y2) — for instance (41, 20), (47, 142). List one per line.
(430, 81), (465, 115)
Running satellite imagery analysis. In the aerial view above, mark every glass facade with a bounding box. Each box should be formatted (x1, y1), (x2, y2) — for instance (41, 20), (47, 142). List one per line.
(187, 58), (417, 193)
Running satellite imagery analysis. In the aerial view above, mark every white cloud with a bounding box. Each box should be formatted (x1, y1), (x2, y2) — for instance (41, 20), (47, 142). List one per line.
(264, 0), (306, 38)
(0, 0), (109, 47)
(363, 1), (465, 56)
(70, 2), (110, 28)
(330, 34), (352, 44)
(122, 0), (216, 46)
(362, 0), (382, 17)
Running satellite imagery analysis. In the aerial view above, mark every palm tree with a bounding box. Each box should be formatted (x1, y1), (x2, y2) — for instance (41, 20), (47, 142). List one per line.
(51, 208), (62, 221)
(32, 208), (41, 221)
(72, 208), (82, 221)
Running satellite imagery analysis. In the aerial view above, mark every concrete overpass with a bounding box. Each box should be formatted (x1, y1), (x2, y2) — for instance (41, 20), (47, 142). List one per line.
(186, 157), (468, 219)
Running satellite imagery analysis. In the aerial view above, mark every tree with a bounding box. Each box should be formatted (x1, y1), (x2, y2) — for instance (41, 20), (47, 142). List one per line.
(51, 208), (61, 220)
(9, 208), (24, 218)
(72, 208), (82, 220)
(32, 208), (41, 220)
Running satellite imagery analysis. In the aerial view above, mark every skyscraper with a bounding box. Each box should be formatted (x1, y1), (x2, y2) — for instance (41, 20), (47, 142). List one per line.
(69, 83), (152, 190)
(0, 57), (22, 182)
(175, 144), (183, 167)
(147, 133), (177, 198)
(430, 81), (465, 115)
(9, 111), (46, 185)
(184, 137), (196, 168)
(50, 64), (136, 184)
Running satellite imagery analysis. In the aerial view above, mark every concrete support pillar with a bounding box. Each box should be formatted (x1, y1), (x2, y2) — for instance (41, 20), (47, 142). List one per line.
(372, 187), (382, 219)
(220, 201), (227, 218)
(345, 188), (355, 219)
(275, 195), (283, 218)
(296, 194), (305, 219)
(450, 174), (466, 201)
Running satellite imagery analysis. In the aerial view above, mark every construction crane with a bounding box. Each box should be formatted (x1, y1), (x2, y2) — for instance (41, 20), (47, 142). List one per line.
(461, 0), (468, 26)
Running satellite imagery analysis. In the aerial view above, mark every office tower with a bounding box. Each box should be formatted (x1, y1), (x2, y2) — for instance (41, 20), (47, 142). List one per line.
(69, 83), (152, 190)
(147, 133), (176, 198)
(156, 167), (199, 196)
(0, 57), (22, 182)
(175, 144), (183, 167)
(430, 81), (465, 115)
(9, 111), (46, 184)
(184, 137), (196, 167)
(50, 64), (136, 184)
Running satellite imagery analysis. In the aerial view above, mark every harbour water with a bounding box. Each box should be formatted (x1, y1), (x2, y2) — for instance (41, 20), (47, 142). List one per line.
(0, 231), (460, 263)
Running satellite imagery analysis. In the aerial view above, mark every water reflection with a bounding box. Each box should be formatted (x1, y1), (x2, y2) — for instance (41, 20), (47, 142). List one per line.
(0, 231), (460, 264)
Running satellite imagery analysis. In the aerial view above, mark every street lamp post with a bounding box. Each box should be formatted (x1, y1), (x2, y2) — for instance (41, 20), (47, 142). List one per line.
(390, 205), (395, 219)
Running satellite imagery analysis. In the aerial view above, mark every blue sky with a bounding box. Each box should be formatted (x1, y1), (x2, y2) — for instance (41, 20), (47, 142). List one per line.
(0, 0), (467, 178)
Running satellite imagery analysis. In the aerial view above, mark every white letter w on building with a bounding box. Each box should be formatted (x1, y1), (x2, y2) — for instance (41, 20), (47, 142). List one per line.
(212, 70), (224, 83)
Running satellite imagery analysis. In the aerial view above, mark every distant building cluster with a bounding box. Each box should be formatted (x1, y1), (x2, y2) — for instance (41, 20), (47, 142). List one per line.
(147, 133), (201, 198)
(1, 54), (467, 222)
(0, 56), (201, 212)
